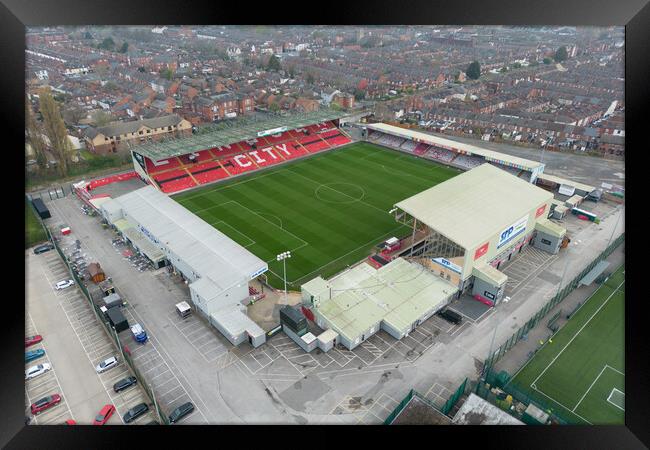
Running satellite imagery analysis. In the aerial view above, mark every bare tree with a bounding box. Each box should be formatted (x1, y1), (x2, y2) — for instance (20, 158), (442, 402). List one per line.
(25, 95), (47, 170)
(39, 88), (71, 177)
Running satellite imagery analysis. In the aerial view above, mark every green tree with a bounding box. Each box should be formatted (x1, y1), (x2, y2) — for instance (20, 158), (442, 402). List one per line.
(512, 62), (522, 69)
(138, 66), (146, 73)
(267, 54), (281, 72)
(269, 102), (280, 113)
(39, 88), (71, 177)
(119, 42), (129, 53)
(543, 57), (552, 65)
(554, 46), (568, 62)
(499, 66), (508, 73)
(92, 110), (114, 127)
(288, 65), (295, 79)
(25, 95), (47, 170)
(160, 68), (174, 80)
(84, 31), (92, 39)
(466, 61), (481, 80)
(306, 72), (315, 85)
(98, 37), (115, 50)
(353, 88), (366, 101)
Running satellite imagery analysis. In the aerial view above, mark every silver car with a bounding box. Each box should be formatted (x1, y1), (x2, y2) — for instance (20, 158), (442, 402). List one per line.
(25, 363), (51, 380)
(95, 356), (118, 373)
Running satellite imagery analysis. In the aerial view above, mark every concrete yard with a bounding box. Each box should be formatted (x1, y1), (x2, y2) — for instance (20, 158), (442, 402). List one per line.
(28, 151), (624, 424)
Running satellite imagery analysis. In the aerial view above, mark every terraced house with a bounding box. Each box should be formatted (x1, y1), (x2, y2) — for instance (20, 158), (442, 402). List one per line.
(83, 114), (192, 155)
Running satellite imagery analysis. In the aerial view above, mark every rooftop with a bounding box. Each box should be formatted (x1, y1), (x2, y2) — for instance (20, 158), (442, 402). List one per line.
(131, 109), (352, 161)
(452, 393), (523, 425)
(395, 164), (553, 251)
(365, 122), (544, 172)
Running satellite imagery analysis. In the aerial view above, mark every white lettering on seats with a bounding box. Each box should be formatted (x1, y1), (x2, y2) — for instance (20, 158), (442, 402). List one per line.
(234, 154), (252, 167)
(249, 150), (266, 164)
(275, 144), (290, 156)
(261, 147), (278, 159)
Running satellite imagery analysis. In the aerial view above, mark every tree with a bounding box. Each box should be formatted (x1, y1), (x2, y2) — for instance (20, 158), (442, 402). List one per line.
(119, 42), (128, 53)
(554, 46), (568, 62)
(160, 68), (174, 80)
(466, 61), (481, 80)
(287, 65), (295, 79)
(543, 57), (552, 65)
(98, 37), (115, 51)
(138, 66), (146, 73)
(38, 88), (71, 177)
(84, 31), (92, 39)
(306, 72), (315, 85)
(25, 95), (47, 170)
(499, 66), (508, 73)
(92, 110), (114, 127)
(512, 62), (522, 69)
(269, 102), (280, 113)
(267, 54), (281, 72)
(63, 105), (86, 125)
(353, 88), (366, 101)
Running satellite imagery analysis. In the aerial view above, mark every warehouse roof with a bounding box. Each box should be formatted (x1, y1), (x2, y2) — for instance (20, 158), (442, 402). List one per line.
(365, 122), (544, 172)
(314, 258), (457, 342)
(395, 164), (553, 251)
(110, 186), (267, 295)
(131, 110), (350, 161)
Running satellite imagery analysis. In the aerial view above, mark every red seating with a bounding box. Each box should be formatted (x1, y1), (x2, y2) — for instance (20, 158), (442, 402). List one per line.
(414, 143), (430, 155)
(211, 145), (244, 159)
(261, 132), (289, 144)
(287, 129), (302, 139)
(237, 141), (253, 151)
(247, 148), (284, 167)
(189, 161), (221, 173)
(192, 166), (230, 185)
(220, 155), (258, 175)
(328, 135), (352, 147)
(195, 149), (213, 162)
(304, 140), (331, 153)
(146, 157), (181, 174)
(159, 176), (197, 193)
(273, 141), (307, 159)
(297, 135), (323, 146)
(319, 129), (341, 139)
(153, 169), (189, 183)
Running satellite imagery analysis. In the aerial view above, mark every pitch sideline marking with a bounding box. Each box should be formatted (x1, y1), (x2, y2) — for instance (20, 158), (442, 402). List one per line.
(208, 220), (256, 248)
(530, 280), (624, 389)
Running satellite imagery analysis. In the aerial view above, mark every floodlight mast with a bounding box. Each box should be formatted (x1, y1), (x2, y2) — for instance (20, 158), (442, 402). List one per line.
(276, 251), (292, 302)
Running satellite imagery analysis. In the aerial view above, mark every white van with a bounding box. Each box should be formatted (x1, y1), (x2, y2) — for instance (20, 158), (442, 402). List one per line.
(175, 301), (191, 319)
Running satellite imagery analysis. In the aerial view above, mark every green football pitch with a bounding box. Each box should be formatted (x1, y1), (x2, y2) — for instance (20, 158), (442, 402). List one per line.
(507, 264), (625, 424)
(174, 141), (460, 288)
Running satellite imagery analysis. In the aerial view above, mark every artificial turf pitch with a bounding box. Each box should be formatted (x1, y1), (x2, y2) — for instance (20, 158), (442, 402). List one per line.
(174, 142), (459, 288)
(507, 264), (625, 424)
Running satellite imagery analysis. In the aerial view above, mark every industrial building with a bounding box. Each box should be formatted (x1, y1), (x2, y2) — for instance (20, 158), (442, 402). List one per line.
(393, 163), (567, 306)
(100, 186), (268, 347)
(302, 257), (457, 350)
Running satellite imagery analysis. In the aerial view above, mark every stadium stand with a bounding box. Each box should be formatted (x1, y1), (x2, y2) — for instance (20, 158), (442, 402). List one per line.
(413, 143), (431, 155)
(247, 148), (284, 167)
(192, 165), (230, 185)
(274, 142), (308, 159)
(378, 133), (406, 148)
(400, 140), (418, 152)
(426, 146), (456, 163)
(327, 135), (352, 146)
(304, 140), (331, 153)
(159, 176), (197, 193)
(212, 144), (245, 159)
(153, 168), (190, 183)
(453, 154), (485, 170)
(145, 157), (181, 174)
(220, 155), (258, 175)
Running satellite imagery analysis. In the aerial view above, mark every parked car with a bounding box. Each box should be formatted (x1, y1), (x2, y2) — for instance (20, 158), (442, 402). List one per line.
(55, 279), (75, 290)
(95, 356), (118, 373)
(34, 243), (54, 254)
(130, 323), (148, 343)
(63, 419), (76, 425)
(113, 376), (137, 393)
(93, 404), (116, 425)
(31, 394), (61, 415)
(437, 308), (463, 325)
(25, 349), (46, 363)
(25, 363), (51, 380)
(123, 403), (149, 423)
(25, 335), (43, 348)
(168, 402), (194, 424)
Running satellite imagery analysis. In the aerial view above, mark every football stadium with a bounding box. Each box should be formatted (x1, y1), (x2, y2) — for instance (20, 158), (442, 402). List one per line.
(94, 111), (577, 349)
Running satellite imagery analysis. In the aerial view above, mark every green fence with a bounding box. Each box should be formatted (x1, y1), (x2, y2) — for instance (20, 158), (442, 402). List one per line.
(482, 233), (624, 375)
(384, 389), (416, 425)
(47, 225), (168, 425)
(440, 378), (468, 415)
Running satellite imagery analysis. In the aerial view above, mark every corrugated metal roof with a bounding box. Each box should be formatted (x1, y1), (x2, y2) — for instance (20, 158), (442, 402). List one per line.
(395, 164), (553, 250)
(315, 258), (456, 341)
(537, 173), (595, 193)
(365, 122), (544, 172)
(112, 186), (267, 294)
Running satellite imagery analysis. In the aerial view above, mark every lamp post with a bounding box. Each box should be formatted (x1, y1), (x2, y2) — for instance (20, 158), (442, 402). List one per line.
(276, 251), (291, 302)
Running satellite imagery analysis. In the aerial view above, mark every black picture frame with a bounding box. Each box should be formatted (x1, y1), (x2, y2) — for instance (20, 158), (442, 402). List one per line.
(4, 0), (648, 448)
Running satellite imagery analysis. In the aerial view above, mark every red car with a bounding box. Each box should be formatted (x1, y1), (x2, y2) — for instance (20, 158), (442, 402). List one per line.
(25, 335), (43, 348)
(93, 404), (116, 425)
(63, 419), (76, 425)
(31, 394), (61, 415)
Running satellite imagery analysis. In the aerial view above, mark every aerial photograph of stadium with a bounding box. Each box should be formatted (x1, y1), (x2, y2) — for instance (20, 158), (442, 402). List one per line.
(24, 24), (625, 426)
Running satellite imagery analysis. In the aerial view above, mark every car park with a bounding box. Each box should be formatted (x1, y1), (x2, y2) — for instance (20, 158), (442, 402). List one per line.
(168, 402), (194, 424)
(93, 404), (116, 425)
(95, 356), (118, 373)
(55, 279), (75, 290)
(31, 394), (61, 415)
(25, 335), (43, 348)
(113, 376), (137, 393)
(25, 349), (46, 363)
(33, 243), (54, 254)
(25, 363), (51, 380)
(123, 403), (149, 423)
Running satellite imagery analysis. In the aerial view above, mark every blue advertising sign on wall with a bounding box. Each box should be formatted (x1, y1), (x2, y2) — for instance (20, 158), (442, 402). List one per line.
(497, 215), (529, 249)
